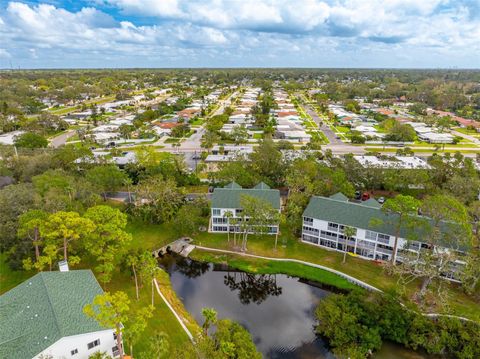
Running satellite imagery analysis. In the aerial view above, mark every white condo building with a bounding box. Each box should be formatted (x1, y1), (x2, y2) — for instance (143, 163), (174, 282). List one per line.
(210, 182), (281, 234)
(301, 193), (465, 281)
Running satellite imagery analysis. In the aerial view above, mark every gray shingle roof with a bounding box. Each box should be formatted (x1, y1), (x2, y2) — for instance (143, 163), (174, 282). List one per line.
(329, 192), (349, 202)
(303, 195), (469, 251)
(304, 195), (399, 236)
(0, 270), (106, 359)
(224, 182), (242, 189)
(253, 182), (271, 190)
(363, 198), (382, 209)
(212, 183), (280, 209)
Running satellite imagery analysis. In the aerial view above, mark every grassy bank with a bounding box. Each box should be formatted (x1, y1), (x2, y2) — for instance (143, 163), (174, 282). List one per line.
(190, 250), (357, 291)
(191, 229), (480, 322)
(0, 220), (196, 355)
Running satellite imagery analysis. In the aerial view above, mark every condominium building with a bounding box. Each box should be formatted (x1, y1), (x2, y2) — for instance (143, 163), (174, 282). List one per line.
(301, 193), (465, 281)
(210, 182), (281, 234)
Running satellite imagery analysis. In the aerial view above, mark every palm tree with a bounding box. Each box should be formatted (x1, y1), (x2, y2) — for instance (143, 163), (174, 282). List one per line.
(201, 307), (217, 336)
(343, 226), (357, 264)
(231, 217), (239, 247)
(224, 211), (233, 243)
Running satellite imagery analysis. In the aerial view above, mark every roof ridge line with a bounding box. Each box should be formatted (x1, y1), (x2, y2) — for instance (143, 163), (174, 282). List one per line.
(39, 272), (63, 337)
(313, 195), (379, 210)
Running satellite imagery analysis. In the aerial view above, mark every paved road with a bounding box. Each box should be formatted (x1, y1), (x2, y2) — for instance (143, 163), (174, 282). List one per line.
(50, 130), (76, 148)
(302, 103), (364, 154)
(451, 130), (480, 145)
(304, 106), (343, 145)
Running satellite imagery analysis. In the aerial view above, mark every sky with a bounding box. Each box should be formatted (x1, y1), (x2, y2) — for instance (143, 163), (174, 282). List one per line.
(0, 0), (479, 69)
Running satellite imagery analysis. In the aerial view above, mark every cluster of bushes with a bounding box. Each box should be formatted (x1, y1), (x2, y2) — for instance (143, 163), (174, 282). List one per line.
(316, 290), (480, 359)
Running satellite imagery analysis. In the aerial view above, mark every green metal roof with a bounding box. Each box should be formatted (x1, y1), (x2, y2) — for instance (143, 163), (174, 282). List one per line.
(0, 270), (106, 359)
(212, 184), (280, 209)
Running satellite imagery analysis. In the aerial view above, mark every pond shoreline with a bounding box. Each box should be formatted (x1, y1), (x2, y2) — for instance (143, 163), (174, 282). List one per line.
(158, 253), (442, 359)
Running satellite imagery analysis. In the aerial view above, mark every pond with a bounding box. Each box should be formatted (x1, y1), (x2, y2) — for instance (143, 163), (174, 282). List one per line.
(159, 255), (435, 359)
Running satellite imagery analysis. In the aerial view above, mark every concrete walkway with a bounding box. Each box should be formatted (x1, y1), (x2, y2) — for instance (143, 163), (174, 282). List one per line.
(192, 245), (477, 323)
(153, 278), (195, 341)
(194, 245), (381, 292)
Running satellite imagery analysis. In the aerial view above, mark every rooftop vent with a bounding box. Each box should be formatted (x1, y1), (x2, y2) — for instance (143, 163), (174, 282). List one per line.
(58, 260), (69, 272)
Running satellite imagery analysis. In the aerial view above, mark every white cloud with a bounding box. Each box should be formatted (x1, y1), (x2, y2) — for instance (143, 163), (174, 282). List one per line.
(0, 1), (479, 68)
(0, 49), (11, 58)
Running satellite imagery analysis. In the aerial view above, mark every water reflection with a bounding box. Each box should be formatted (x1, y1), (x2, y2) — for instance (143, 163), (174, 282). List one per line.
(159, 255), (436, 359)
(223, 272), (282, 305)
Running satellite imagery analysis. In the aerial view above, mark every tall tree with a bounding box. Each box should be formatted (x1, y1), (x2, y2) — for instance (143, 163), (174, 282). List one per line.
(17, 209), (48, 264)
(342, 226), (357, 264)
(84, 291), (130, 359)
(134, 176), (184, 224)
(86, 165), (129, 200)
(123, 305), (154, 358)
(41, 211), (95, 263)
(240, 195), (280, 251)
(378, 195), (421, 264)
(396, 195), (473, 300)
(83, 205), (132, 284)
(137, 251), (158, 306)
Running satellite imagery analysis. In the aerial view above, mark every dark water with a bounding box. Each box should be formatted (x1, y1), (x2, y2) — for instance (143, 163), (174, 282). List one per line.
(159, 255), (435, 359)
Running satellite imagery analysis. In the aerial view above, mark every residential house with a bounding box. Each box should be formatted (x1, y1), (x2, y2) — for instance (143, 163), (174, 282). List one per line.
(210, 182), (281, 234)
(0, 270), (120, 359)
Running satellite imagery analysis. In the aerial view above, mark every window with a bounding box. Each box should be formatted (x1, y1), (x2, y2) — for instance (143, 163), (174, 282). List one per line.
(302, 234), (319, 244)
(113, 332), (117, 340)
(365, 230), (377, 241)
(71, 349), (78, 356)
(302, 226), (319, 234)
(212, 209), (220, 216)
(112, 346), (120, 356)
(87, 339), (100, 350)
(377, 233), (390, 244)
(213, 217), (227, 224)
(327, 222), (339, 231)
(303, 217), (313, 225)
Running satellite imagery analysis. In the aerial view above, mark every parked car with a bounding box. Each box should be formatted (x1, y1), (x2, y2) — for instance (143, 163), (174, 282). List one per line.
(378, 197), (385, 204)
(354, 191), (362, 200)
(361, 192), (370, 201)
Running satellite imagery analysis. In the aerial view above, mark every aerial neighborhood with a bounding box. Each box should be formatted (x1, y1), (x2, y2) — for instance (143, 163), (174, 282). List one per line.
(1, 68), (480, 359)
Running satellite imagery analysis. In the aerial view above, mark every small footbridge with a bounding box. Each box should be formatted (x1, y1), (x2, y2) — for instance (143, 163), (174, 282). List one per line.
(153, 237), (196, 258)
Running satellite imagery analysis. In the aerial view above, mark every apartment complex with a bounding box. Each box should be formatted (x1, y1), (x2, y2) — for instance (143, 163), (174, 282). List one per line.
(301, 193), (465, 281)
(210, 182), (281, 234)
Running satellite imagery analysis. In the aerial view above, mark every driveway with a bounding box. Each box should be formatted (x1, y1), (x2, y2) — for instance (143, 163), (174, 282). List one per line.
(50, 130), (76, 148)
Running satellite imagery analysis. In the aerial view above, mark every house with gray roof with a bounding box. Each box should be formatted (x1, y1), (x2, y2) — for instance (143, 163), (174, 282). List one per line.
(301, 194), (465, 281)
(0, 270), (119, 359)
(210, 182), (281, 234)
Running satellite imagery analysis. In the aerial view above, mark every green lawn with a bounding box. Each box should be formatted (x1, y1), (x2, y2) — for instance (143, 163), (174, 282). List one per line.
(191, 250), (357, 291)
(189, 118), (204, 126)
(0, 253), (33, 294)
(0, 220), (196, 355)
(2, 216), (478, 358)
(253, 133), (263, 139)
(454, 127), (480, 136)
(191, 228), (480, 322)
